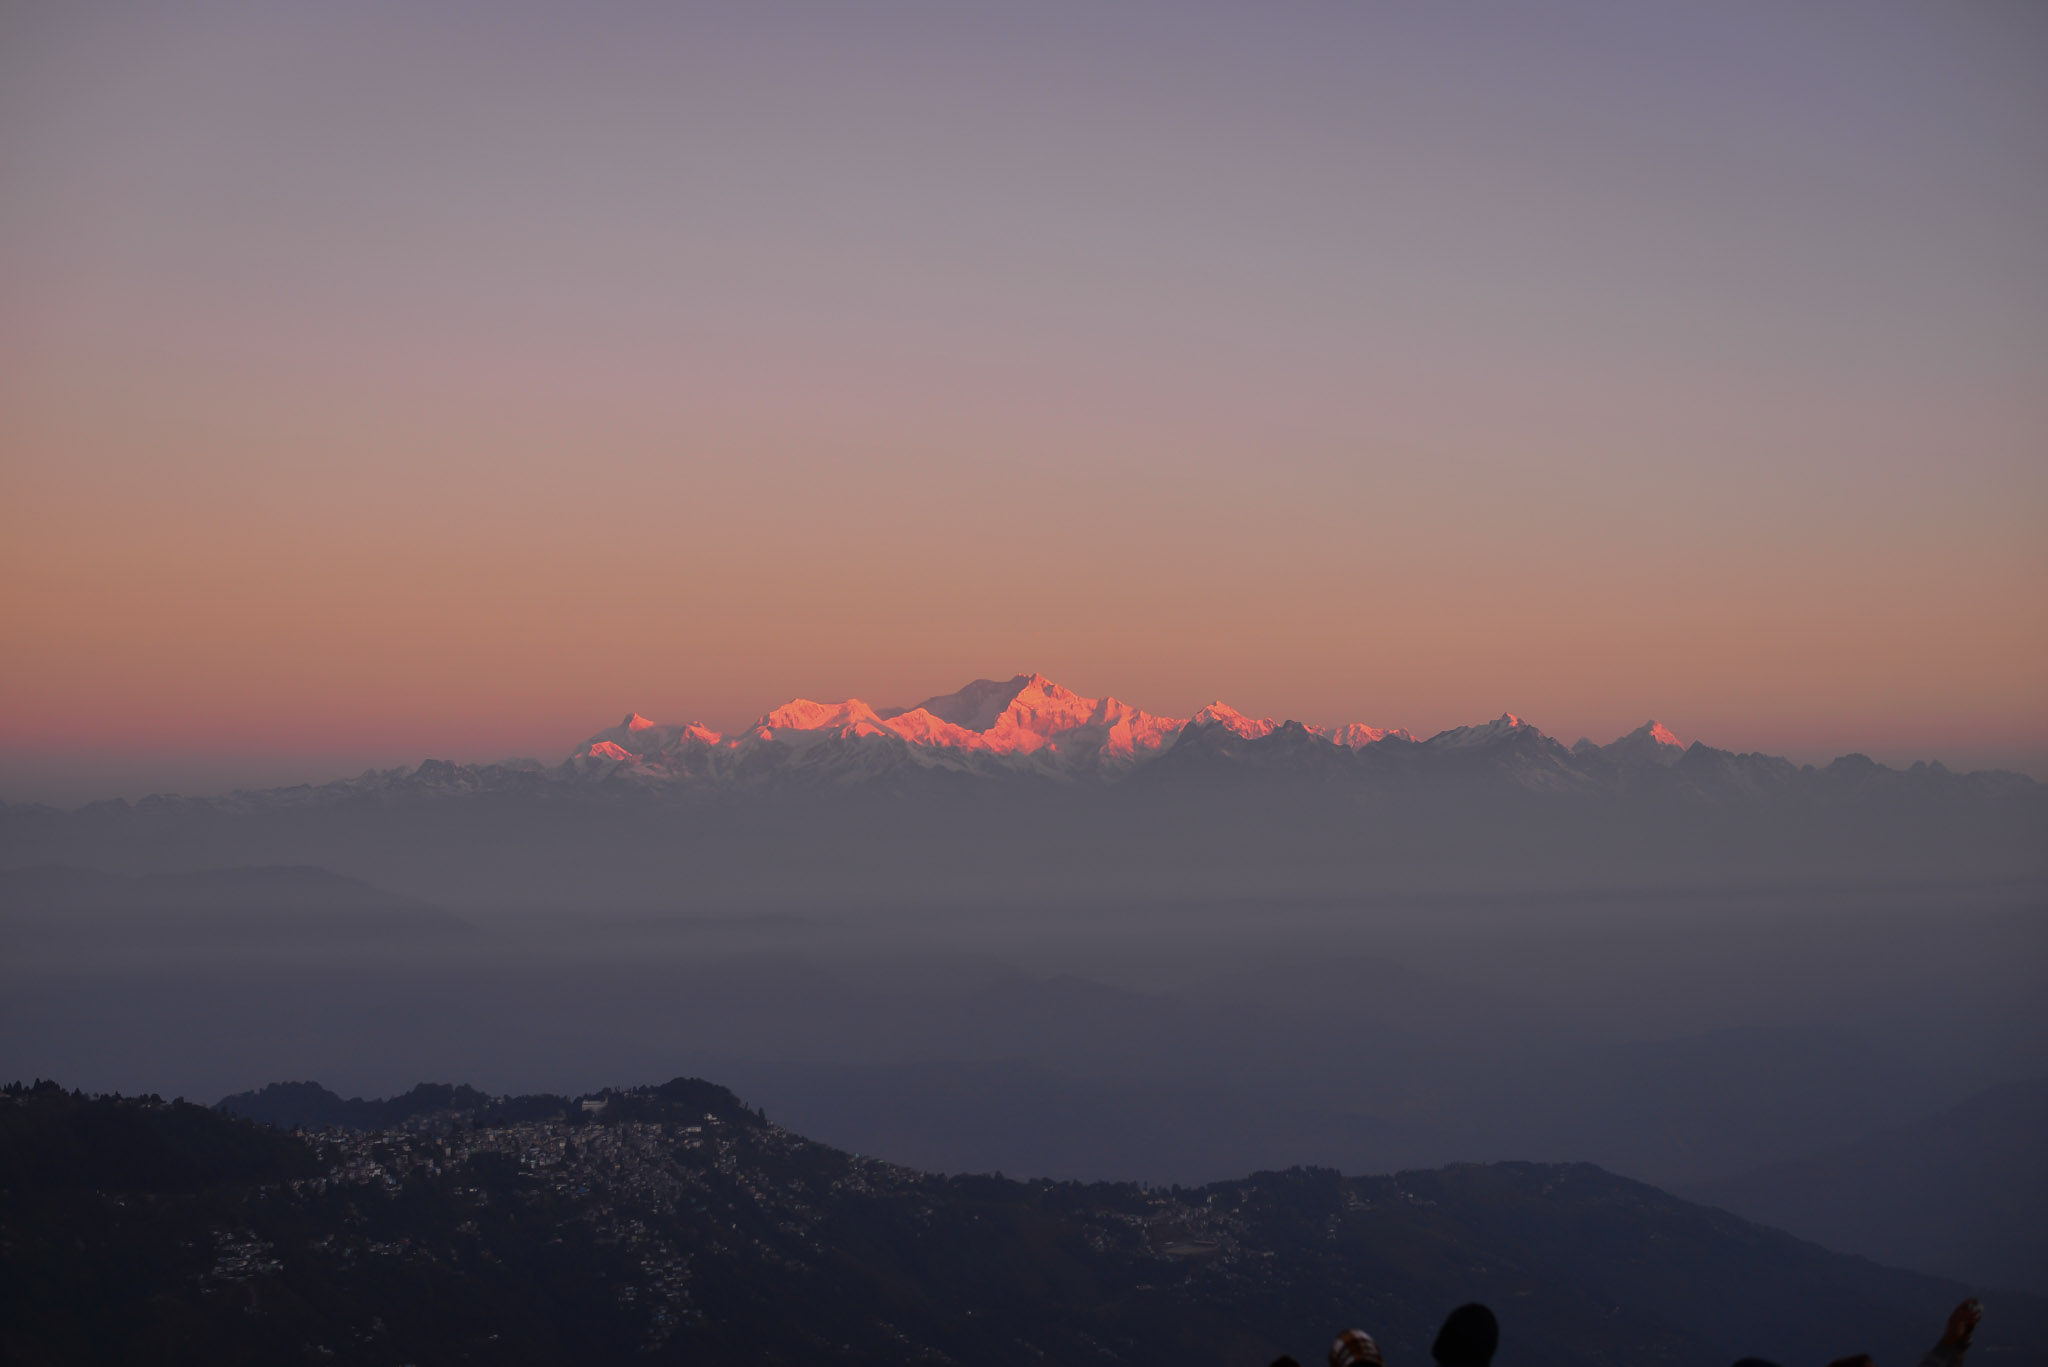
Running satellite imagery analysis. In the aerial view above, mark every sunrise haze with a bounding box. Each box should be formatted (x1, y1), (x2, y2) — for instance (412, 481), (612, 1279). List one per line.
(7, 12), (2048, 1362)
(4, 2), (2045, 804)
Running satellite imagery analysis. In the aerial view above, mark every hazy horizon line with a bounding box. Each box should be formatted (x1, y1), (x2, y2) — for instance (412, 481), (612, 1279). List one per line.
(6, 689), (2039, 810)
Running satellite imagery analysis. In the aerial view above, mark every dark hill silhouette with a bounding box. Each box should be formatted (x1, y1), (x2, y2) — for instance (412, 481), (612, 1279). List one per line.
(214, 1077), (753, 1132)
(217, 1080), (502, 1130)
(0, 1079), (314, 1193)
(5, 1076), (2045, 1366)
(1682, 1077), (2048, 1295)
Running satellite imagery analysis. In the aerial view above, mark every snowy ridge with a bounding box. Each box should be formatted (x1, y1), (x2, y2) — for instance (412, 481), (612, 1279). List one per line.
(559, 674), (1202, 786)
(65, 673), (2036, 810)
(541, 677), (1697, 793)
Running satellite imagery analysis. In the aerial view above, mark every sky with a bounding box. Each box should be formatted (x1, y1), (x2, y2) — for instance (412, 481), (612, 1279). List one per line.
(3, 1), (2045, 804)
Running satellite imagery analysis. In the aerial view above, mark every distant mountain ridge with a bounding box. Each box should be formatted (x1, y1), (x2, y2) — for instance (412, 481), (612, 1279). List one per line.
(3, 674), (2039, 905)
(562, 672), (1398, 788)
(7, 672), (2031, 808)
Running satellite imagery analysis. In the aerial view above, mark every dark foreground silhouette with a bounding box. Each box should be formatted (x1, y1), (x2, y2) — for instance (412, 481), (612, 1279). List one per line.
(4, 1079), (2043, 1366)
(1297, 1295), (1984, 1367)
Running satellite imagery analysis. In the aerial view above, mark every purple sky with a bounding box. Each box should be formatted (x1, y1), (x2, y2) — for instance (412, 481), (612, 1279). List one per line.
(3, 2), (2045, 802)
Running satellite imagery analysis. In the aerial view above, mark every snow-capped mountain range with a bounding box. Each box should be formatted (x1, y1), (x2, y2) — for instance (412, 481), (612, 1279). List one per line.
(416, 670), (1728, 794)
(8, 673), (2036, 908)
(186, 669), (2011, 808)
(16, 673), (2030, 818)
(561, 673), (1414, 788)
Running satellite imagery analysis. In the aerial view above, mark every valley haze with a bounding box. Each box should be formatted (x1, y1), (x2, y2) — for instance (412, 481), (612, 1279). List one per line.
(6, 3), (2045, 1360)
(5, 671), (2043, 1304)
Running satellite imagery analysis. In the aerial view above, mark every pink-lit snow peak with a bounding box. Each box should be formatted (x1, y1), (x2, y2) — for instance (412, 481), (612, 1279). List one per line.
(575, 674), (1407, 773)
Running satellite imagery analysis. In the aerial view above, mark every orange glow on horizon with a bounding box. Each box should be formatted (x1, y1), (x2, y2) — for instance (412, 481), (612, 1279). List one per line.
(3, 5), (2044, 802)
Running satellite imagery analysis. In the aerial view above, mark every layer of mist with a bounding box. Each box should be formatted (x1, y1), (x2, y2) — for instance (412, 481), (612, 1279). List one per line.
(7, 868), (2042, 1290)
